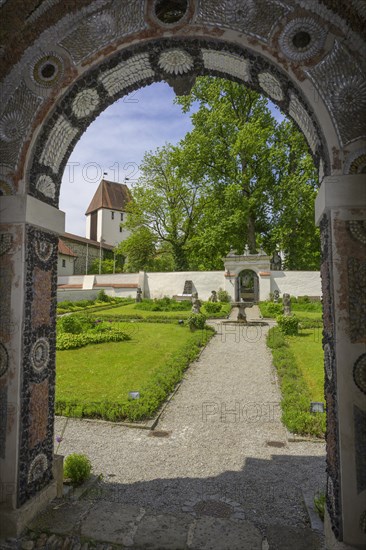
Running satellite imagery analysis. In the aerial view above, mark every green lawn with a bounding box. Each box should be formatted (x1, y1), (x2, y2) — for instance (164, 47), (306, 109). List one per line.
(286, 329), (324, 402)
(267, 327), (325, 437)
(56, 322), (213, 421)
(92, 303), (192, 318)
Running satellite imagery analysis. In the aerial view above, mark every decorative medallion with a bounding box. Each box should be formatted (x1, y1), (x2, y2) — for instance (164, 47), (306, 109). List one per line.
(27, 453), (48, 484)
(31, 53), (64, 88)
(279, 17), (327, 62)
(72, 88), (100, 119)
(35, 174), (56, 199)
(0, 111), (25, 143)
(34, 239), (54, 262)
(353, 354), (366, 395)
(333, 76), (366, 115)
(324, 343), (333, 382)
(0, 343), (9, 378)
(0, 233), (13, 255)
(348, 220), (366, 245)
(30, 338), (50, 373)
(158, 49), (194, 75)
(258, 72), (283, 101)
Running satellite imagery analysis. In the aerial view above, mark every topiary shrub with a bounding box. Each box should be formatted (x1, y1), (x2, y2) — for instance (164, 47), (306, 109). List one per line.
(97, 289), (110, 302)
(58, 315), (83, 334)
(64, 453), (92, 486)
(217, 288), (231, 303)
(276, 314), (299, 335)
(187, 313), (207, 331)
(203, 302), (222, 314)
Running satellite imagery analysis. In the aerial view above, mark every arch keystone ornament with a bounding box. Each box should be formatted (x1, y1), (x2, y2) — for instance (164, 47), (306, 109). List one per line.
(1, 2), (366, 548)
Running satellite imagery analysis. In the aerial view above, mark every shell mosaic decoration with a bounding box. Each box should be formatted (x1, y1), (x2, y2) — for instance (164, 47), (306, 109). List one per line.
(258, 72), (284, 102)
(30, 338), (50, 373)
(279, 17), (327, 62)
(72, 88), (100, 119)
(31, 53), (64, 88)
(27, 453), (48, 484)
(35, 174), (56, 199)
(34, 239), (54, 262)
(158, 49), (194, 75)
(0, 111), (25, 142)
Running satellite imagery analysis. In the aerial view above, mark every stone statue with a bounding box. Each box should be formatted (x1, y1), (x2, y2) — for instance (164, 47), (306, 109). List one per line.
(209, 290), (217, 302)
(191, 292), (201, 314)
(270, 251), (282, 271)
(283, 293), (291, 316)
(244, 244), (250, 256)
(136, 287), (142, 303)
(273, 289), (280, 303)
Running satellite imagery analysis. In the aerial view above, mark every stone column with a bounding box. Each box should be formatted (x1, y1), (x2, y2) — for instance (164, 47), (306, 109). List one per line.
(315, 175), (366, 549)
(0, 195), (65, 537)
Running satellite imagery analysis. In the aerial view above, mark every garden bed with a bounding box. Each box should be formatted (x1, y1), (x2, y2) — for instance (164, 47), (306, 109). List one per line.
(56, 322), (214, 422)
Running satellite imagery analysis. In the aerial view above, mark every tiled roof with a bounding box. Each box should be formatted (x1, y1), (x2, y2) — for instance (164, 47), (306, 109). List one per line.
(58, 239), (77, 257)
(62, 232), (114, 250)
(85, 179), (131, 215)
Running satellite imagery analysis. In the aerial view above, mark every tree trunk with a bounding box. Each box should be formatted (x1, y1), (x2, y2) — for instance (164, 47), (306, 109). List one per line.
(247, 215), (257, 253)
(172, 243), (188, 271)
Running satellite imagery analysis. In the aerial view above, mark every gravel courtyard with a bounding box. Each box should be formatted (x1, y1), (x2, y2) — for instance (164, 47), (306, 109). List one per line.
(55, 319), (326, 532)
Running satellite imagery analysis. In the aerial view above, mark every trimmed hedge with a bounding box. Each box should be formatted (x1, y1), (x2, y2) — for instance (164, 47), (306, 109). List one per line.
(56, 329), (130, 350)
(267, 327), (325, 437)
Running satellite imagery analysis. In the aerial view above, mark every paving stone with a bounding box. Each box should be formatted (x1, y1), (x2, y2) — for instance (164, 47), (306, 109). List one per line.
(265, 525), (324, 550)
(29, 502), (92, 536)
(134, 512), (191, 549)
(190, 517), (262, 550)
(80, 502), (142, 545)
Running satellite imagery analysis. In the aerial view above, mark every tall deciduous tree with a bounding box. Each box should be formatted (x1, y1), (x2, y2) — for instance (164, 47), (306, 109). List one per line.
(174, 77), (320, 269)
(121, 144), (204, 271)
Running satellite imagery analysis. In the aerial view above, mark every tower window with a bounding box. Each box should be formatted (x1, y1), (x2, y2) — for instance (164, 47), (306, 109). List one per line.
(120, 213), (124, 221)
(62, 259), (66, 268)
(119, 226), (122, 233)
(111, 211), (115, 220)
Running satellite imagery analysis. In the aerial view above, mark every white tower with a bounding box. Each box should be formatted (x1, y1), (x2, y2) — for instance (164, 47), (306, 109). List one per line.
(85, 179), (131, 246)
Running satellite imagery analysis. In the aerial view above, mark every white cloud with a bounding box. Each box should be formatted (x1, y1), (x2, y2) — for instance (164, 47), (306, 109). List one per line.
(60, 82), (194, 235)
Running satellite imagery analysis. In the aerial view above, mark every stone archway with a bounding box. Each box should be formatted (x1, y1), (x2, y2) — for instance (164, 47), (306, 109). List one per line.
(0, 2), (365, 547)
(237, 270), (259, 303)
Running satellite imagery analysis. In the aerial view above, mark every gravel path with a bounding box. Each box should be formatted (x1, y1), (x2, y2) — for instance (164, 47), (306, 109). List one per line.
(55, 319), (325, 532)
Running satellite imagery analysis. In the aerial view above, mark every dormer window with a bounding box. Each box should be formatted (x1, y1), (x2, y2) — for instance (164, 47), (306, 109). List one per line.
(111, 211), (114, 220)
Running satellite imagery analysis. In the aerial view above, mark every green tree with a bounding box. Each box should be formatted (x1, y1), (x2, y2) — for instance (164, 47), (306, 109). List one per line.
(175, 77), (320, 269)
(123, 144), (204, 271)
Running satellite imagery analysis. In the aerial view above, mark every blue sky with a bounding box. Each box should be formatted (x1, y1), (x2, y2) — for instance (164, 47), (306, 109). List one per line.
(60, 82), (284, 236)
